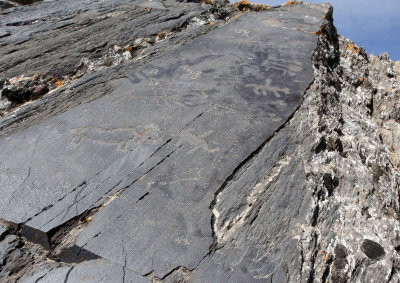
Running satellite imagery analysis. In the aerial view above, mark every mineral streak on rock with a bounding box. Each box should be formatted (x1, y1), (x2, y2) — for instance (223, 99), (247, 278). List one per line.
(0, 0), (399, 282)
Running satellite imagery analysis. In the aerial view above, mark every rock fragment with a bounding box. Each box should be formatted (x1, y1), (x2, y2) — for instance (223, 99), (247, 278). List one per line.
(361, 239), (386, 260)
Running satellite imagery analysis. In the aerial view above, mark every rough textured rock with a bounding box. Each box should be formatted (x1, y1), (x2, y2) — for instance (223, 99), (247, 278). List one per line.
(0, 0), (399, 282)
(0, 0), (233, 128)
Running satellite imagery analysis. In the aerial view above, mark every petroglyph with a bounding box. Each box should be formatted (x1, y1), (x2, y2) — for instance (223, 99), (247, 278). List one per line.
(70, 125), (161, 151)
(235, 28), (250, 38)
(178, 129), (219, 154)
(246, 77), (291, 98)
(181, 65), (203, 80)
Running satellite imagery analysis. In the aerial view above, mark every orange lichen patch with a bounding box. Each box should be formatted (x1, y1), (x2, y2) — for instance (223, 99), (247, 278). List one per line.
(252, 4), (270, 11)
(283, 0), (300, 5)
(200, 0), (212, 4)
(80, 216), (92, 224)
(156, 32), (166, 40)
(234, 0), (269, 11)
(52, 78), (64, 89)
(388, 87), (392, 92)
(209, 21), (215, 25)
(124, 45), (133, 52)
(234, 0), (252, 10)
(55, 80), (64, 88)
(359, 77), (364, 83)
(346, 43), (361, 55)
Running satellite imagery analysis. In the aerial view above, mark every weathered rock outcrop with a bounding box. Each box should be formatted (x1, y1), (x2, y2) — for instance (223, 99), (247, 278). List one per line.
(0, 0), (399, 282)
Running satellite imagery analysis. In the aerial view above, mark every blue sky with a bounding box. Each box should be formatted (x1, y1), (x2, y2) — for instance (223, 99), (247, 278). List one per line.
(236, 0), (400, 60)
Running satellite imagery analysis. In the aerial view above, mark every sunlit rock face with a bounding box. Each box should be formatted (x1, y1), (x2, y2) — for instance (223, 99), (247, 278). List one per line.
(0, 0), (399, 282)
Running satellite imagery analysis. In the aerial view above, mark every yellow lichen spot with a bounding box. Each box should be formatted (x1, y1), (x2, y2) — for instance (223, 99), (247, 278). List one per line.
(144, 7), (151, 11)
(388, 87), (392, 92)
(234, 0), (252, 10)
(321, 251), (330, 264)
(209, 21), (215, 25)
(234, 0), (269, 11)
(346, 43), (361, 55)
(52, 78), (64, 89)
(156, 32), (166, 40)
(252, 4), (270, 11)
(81, 216), (92, 224)
(283, 0), (300, 5)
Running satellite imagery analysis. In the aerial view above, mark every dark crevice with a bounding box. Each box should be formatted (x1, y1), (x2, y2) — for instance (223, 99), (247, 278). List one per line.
(367, 94), (374, 116)
(122, 246), (127, 283)
(299, 248), (304, 277)
(311, 204), (319, 227)
(34, 273), (47, 283)
(387, 262), (396, 282)
(321, 256), (333, 283)
(159, 265), (192, 280)
(184, 110), (206, 128)
(248, 202), (263, 226)
(63, 266), (74, 283)
(138, 192), (149, 201)
(139, 138), (172, 166)
(307, 244), (318, 283)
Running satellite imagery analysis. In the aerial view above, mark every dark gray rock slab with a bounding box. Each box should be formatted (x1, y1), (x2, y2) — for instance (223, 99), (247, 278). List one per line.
(0, 0), (215, 225)
(74, 5), (326, 278)
(0, 1), (329, 281)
